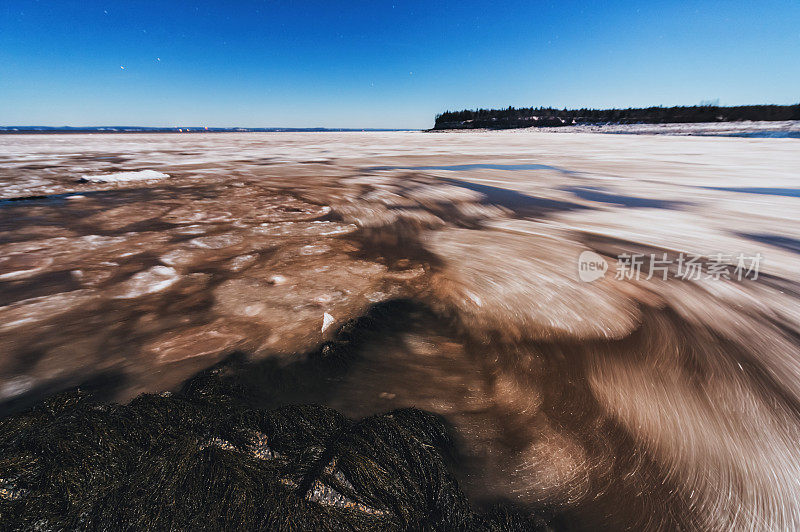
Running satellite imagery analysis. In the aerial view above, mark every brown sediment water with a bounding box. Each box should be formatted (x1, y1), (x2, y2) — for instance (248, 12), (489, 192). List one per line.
(1, 131), (799, 530)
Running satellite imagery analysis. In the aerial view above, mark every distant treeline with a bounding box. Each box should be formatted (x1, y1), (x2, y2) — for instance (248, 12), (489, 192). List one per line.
(432, 104), (800, 129)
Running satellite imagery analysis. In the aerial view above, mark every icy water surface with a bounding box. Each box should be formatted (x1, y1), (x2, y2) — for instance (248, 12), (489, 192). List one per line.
(1, 131), (799, 530)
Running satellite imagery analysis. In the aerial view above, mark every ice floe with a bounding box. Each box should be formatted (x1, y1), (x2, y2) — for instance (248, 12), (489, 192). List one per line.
(79, 169), (169, 183)
(112, 266), (180, 298)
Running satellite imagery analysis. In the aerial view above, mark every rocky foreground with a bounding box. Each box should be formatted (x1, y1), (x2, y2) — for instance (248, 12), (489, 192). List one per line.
(0, 350), (552, 531)
(1, 131), (799, 530)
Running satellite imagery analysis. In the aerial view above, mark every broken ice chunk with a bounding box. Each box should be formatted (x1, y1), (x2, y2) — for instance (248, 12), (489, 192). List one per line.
(322, 312), (335, 333)
(112, 266), (180, 298)
(79, 170), (169, 183)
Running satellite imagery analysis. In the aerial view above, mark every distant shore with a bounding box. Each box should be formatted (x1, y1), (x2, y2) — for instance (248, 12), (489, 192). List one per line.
(428, 120), (800, 138)
(432, 103), (800, 131)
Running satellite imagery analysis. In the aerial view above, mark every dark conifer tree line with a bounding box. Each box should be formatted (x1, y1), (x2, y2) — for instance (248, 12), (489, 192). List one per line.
(433, 104), (800, 129)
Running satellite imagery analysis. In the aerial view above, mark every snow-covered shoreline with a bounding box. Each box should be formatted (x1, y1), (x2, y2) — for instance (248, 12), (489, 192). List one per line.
(430, 120), (800, 138)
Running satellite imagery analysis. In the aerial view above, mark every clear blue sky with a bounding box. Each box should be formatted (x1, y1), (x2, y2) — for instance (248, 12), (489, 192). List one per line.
(1, 1), (798, 129)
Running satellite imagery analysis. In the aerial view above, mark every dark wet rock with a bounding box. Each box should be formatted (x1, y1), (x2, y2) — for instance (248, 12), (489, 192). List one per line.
(0, 362), (553, 531)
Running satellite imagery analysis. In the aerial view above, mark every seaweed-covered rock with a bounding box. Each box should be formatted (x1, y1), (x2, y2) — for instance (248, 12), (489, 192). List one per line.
(0, 363), (552, 531)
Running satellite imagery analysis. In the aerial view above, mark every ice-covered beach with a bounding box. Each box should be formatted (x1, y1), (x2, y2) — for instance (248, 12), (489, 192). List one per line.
(535, 119), (800, 137)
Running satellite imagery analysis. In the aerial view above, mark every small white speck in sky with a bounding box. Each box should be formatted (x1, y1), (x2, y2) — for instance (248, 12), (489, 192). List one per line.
(120, 65), (125, 70)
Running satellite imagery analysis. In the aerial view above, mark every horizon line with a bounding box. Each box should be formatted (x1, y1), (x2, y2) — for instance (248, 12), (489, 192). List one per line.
(0, 126), (421, 132)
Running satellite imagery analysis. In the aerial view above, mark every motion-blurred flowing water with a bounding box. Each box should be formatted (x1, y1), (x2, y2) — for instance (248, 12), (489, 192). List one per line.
(1, 130), (799, 530)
